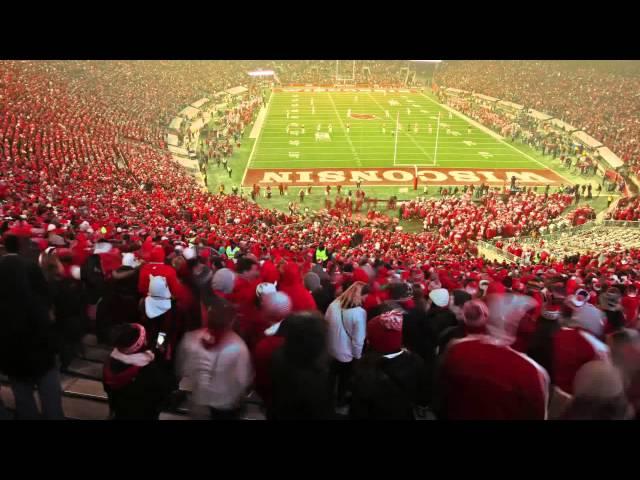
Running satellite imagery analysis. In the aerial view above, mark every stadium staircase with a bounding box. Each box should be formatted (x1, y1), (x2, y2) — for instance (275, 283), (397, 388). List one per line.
(0, 335), (266, 420)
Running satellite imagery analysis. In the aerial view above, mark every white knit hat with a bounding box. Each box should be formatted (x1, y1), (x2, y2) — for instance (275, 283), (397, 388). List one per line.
(212, 268), (236, 294)
(262, 291), (292, 320)
(256, 282), (277, 298)
(429, 288), (450, 308)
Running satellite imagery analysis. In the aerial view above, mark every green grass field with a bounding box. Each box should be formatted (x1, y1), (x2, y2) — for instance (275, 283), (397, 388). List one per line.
(204, 89), (612, 218)
(249, 89), (546, 170)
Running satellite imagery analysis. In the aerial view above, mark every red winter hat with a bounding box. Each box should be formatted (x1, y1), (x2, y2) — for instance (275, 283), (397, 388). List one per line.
(150, 245), (165, 263)
(367, 309), (403, 354)
(486, 281), (506, 295)
(353, 268), (370, 284)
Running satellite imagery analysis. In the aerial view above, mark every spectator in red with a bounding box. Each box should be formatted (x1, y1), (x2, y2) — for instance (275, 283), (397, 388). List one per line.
(436, 294), (549, 420)
(252, 291), (292, 411)
(277, 261), (317, 312)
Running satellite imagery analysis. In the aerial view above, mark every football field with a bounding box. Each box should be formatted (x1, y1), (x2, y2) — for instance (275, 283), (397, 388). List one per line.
(242, 89), (567, 188)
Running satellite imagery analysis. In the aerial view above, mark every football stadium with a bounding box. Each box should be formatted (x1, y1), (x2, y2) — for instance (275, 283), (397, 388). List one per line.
(0, 60), (639, 421)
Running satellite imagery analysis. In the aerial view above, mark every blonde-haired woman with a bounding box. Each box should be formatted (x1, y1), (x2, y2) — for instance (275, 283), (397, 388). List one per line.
(325, 281), (368, 408)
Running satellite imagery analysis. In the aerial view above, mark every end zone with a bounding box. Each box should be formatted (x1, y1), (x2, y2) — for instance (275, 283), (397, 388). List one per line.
(242, 167), (566, 187)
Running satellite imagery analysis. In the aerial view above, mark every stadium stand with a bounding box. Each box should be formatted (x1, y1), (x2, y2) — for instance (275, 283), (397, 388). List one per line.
(434, 61), (640, 177)
(1, 61), (639, 421)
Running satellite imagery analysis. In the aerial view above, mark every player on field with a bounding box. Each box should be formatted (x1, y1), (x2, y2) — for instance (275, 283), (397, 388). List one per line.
(328, 124), (333, 134)
(468, 126), (471, 135)
(382, 124), (386, 135)
(414, 123), (419, 134)
(385, 110), (390, 119)
(407, 108), (411, 115)
(347, 108), (351, 117)
(346, 123), (350, 134)
(317, 124), (321, 132)
(301, 124), (305, 134)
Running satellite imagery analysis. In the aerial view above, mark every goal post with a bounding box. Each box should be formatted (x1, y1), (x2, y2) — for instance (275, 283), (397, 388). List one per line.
(335, 60), (356, 85)
(392, 111), (438, 168)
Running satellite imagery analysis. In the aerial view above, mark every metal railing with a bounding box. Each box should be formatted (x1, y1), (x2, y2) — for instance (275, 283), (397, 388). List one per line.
(517, 220), (597, 245)
(603, 220), (640, 228)
(477, 241), (521, 264)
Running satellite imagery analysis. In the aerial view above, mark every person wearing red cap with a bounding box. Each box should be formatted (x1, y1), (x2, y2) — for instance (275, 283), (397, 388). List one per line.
(103, 323), (176, 420)
(277, 261), (317, 312)
(227, 257), (262, 343)
(436, 296), (550, 420)
(349, 306), (428, 419)
(252, 291), (293, 411)
(138, 244), (183, 300)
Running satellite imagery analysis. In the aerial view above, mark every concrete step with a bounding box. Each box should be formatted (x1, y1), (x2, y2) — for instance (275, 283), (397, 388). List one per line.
(64, 358), (103, 381)
(79, 345), (111, 364)
(64, 378), (108, 402)
(0, 384), (109, 420)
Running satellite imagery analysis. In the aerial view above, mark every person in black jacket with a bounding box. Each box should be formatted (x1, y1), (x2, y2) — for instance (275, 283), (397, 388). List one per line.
(0, 234), (64, 419)
(303, 272), (334, 315)
(103, 323), (177, 420)
(402, 288), (456, 407)
(350, 306), (428, 420)
(269, 311), (333, 420)
(40, 247), (88, 370)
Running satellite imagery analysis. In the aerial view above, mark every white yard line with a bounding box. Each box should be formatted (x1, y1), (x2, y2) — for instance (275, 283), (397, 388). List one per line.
(249, 105), (268, 139)
(241, 92), (275, 187)
(327, 92), (361, 166)
(366, 93), (435, 166)
(419, 92), (573, 183)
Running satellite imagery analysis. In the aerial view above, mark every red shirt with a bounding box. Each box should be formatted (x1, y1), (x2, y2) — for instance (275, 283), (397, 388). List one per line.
(138, 262), (181, 297)
(621, 295), (640, 327)
(552, 327), (609, 394)
(441, 335), (549, 420)
(252, 334), (285, 409)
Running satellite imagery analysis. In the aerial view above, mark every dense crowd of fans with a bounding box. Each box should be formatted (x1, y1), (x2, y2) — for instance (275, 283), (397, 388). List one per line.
(1, 61), (640, 421)
(435, 61), (640, 176)
(402, 190), (574, 241)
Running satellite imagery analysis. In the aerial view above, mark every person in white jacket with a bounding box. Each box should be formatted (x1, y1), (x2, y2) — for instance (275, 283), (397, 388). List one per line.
(177, 298), (254, 420)
(324, 281), (368, 406)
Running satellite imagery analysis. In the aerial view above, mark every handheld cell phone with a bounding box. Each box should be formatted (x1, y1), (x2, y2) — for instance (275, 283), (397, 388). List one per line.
(156, 332), (167, 349)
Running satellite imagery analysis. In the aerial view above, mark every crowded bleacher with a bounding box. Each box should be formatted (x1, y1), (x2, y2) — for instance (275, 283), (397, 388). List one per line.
(1, 60), (640, 421)
(434, 61), (640, 177)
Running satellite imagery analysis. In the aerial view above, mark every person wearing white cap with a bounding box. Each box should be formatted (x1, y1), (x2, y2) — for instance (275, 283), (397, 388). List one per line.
(566, 288), (606, 338)
(253, 291), (293, 410)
